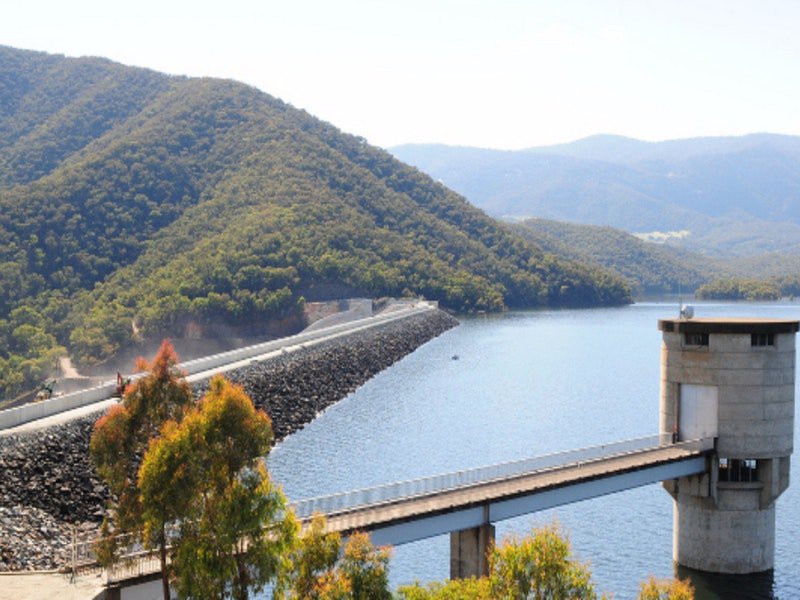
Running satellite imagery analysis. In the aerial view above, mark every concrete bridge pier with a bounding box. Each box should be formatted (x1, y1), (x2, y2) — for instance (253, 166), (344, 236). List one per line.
(450, 506), (495, 579)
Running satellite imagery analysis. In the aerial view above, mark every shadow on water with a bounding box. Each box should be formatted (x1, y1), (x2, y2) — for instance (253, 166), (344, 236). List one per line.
(676, 564), (776, 600)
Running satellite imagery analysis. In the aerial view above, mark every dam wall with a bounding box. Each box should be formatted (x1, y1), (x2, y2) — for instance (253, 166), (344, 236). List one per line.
(0, 303), (440, 432)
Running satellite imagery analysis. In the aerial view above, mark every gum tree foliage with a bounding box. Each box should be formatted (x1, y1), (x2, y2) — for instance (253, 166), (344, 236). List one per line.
(336, 533), (393, 600)
(139, 374), (296, 600)
(89, 340), (192, 597)
(398, 524), (599, 600)
(397, 578), (491, 600)
(275, 515), (391, 600)
(275, 516), (341, 600)
(637, 576), (695, 600)
(488, 524), (598, 599)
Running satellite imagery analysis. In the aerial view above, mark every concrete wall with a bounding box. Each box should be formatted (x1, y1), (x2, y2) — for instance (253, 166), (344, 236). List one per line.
(0, 383), (118, 430)
(659, 330), (795, 457)
(674, 490), (775, 573)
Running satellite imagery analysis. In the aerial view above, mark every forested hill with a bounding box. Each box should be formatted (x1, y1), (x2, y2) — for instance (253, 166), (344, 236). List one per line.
(514, 218), (724, 295)
(0, 46), (630, 395)
(514, 218), (800, 297)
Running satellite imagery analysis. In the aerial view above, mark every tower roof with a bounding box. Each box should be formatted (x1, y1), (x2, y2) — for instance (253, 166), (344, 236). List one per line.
(659, 317), (799, 334)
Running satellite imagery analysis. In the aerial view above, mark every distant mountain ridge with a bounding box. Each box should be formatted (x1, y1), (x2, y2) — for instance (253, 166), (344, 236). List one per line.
(390, 134), (800, 256)
(526, 133), (800, 164)
(0, 45), (630, 398)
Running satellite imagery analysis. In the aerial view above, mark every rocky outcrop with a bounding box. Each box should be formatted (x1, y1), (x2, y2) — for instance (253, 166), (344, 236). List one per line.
(0, 309), (458, 571)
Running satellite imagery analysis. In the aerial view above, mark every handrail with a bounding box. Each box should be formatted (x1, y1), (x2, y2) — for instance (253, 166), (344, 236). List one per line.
(290, 435), (714, 518)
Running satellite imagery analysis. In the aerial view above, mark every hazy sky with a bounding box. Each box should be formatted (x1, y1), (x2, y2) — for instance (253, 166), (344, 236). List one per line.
(3, 0), (799, 149)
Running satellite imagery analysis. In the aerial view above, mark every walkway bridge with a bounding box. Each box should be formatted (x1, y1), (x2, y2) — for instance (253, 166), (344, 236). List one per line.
(78, 434), (714, 588)
(293, 434), (713, 547)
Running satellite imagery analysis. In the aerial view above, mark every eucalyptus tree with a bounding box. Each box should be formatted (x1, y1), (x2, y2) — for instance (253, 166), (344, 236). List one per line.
(90, 339), (193, 598)
(139, 375), (296, 600)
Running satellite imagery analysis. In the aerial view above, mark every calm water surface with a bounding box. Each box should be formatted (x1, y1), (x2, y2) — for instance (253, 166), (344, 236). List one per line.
(267, 301), (800, 599)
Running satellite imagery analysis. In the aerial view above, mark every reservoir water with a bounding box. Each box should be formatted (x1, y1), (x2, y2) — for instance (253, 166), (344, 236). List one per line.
(267, 301), (800, 599)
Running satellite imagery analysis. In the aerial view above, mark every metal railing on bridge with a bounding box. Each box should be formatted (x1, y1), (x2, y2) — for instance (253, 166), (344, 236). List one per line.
(290, 434), (713, 519)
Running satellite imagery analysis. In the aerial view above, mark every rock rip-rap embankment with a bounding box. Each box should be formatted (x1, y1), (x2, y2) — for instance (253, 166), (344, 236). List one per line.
(0, 309), (458, 571)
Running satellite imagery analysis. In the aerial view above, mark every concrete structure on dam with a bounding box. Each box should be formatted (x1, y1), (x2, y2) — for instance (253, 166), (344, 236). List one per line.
(659, 317), (798, 574)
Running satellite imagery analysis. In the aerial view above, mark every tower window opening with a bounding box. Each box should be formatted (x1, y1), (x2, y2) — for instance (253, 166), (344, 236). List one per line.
(719, 458), (758, 483)
(751, 333), (775, 347)
(684, 332), (709, 346)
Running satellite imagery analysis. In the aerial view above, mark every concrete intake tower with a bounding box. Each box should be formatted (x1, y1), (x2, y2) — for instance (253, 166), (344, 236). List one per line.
(659, 317), (798, 574)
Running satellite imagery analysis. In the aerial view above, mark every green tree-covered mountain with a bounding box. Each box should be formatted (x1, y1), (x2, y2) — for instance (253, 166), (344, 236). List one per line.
(515, 218), (800, 297)
(0, 46), (630, 397)
(390, 135), (800, 257)
(515, 218), (800, 299)
(514, 218), (724, 295)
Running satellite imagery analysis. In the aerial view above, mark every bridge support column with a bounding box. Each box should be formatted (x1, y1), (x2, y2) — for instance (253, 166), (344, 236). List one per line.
(450, 522), (494, 579)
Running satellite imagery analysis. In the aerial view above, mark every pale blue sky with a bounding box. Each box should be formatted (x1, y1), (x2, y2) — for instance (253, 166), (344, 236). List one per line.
(3, 0), (799, 149)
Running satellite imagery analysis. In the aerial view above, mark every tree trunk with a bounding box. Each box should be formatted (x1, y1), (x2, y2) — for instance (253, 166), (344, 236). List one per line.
(160, 525), (170, 600)
(233, 552), (249, 600)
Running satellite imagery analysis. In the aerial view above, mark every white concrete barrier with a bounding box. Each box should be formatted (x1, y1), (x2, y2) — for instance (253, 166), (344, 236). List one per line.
(0, 303), (435, 431)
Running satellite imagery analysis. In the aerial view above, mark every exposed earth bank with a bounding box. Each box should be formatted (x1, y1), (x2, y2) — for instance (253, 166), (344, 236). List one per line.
(0, 309), (458, 571)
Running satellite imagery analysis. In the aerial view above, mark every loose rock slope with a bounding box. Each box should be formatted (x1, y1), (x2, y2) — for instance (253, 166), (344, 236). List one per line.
(0, 310), (457, 571)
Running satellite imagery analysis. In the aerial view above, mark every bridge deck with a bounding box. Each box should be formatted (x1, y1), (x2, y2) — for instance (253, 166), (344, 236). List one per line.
(298, 437), (713, 543)
(74, 436), (713, 583)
